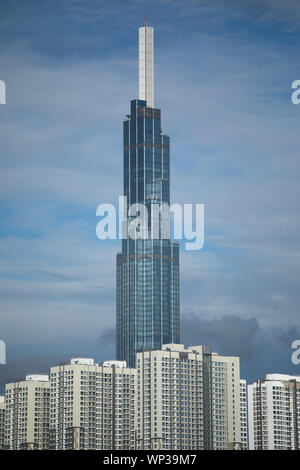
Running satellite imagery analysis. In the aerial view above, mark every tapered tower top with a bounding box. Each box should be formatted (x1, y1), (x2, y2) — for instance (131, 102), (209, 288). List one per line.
(139, 20), (154, 108)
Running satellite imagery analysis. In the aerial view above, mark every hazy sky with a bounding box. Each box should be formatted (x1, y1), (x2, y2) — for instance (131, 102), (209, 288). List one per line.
(0, 0), (300, 391)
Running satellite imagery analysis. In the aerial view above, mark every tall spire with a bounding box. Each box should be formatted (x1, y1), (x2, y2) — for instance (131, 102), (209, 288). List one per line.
(139, 20), (154, 107)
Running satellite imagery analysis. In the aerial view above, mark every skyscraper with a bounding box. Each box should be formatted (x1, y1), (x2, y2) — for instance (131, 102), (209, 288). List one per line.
(116, 21), (180, 367)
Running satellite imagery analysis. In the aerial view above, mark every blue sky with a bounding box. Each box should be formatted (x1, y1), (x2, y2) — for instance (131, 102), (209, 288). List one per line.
(0, 0), (300, 391)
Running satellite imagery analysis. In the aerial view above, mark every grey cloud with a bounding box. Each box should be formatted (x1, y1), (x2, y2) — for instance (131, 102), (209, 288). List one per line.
(0, 354), (63, 394)
(95, 325), (116, 362)
(96, 325), (116, 347)
(29, 269), (85, 282)
(181, 312), (260, 360)
(181, 312), (300, 382)
(275, 326), (300, 348)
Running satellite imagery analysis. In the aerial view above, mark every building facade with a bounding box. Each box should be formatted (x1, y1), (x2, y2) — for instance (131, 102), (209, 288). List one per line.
(0, 396), (5, 449)
(116, 22), (180, 368)
(240, 379), (248, 449)
(3, 375), (50, 450)
(49, 358), (136, 450)
(135, 344), (242, 450)
(248, 373), (300, 450)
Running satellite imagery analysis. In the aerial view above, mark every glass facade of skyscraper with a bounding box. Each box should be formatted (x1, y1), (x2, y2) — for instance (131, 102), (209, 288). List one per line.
(116, 99), (180, 367)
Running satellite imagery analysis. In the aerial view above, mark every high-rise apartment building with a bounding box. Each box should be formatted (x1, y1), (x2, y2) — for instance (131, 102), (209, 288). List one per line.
(49, 358), (136, 450)
(240, 379), (248, 449)
(116, 22), (180, 368)
(135, 344), (242, 450)
(3, 375), (50, 450)
(248, 373), (300, 450)
(0, 396), (5, 449)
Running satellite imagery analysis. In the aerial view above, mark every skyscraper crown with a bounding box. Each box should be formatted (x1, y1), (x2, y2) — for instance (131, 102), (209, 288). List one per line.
(139, 20), (154, 107)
